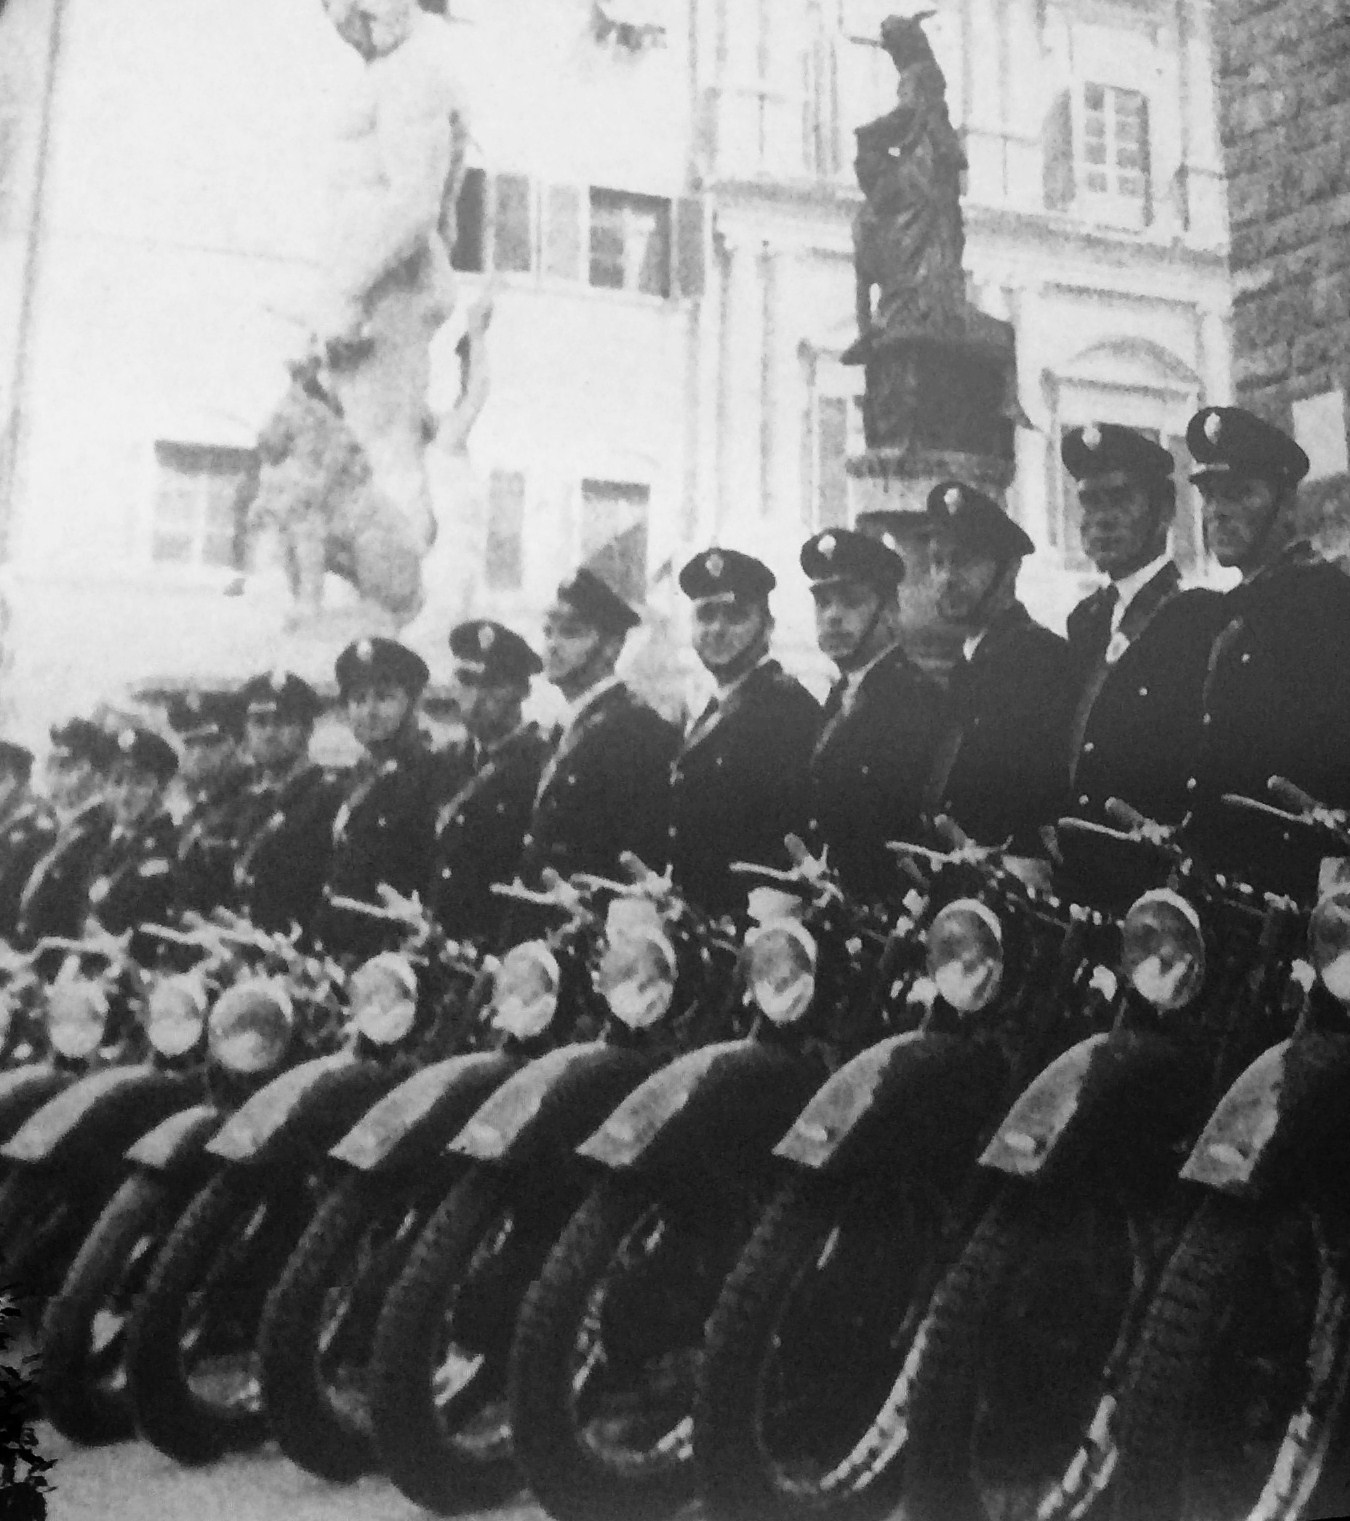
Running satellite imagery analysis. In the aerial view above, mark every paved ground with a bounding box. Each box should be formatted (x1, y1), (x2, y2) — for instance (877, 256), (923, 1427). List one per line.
(39, 1430), (546, 1521)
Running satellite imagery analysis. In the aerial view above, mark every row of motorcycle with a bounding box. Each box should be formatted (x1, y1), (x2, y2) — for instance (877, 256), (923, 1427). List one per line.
(3, 780), (1350, 1521)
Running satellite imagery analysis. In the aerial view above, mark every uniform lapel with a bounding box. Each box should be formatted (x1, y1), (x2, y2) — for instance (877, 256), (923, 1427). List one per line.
(535, 684), (626, 806)
(677, 662), (774, 762)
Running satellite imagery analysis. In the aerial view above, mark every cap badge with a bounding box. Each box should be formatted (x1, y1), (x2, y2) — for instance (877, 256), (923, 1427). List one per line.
(944, 486), (962, 511)
(478, 625), (495, 652)
(881, 532), (899, 553)
(1082, 424), (1102, 451)
(118, 729), (135, 753)
(186, 691), (202, 714)
(818, 534), (836, 559)
(355, 638), (373, 663)
(706, 551), (724, 580)
(1204, 412), (1223, 446)
(269, 668), (287, 693)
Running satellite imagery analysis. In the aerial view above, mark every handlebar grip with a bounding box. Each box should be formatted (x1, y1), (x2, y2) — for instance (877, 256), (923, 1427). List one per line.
(1268, 775), (1322, 815)
(783, 834), (811, 867)
(932, 814), (971, 851)
(1104, 797), (1151, 832)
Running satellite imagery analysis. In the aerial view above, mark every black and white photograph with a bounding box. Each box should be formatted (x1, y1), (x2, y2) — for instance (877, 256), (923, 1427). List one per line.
(1, 0), (1348, 1519)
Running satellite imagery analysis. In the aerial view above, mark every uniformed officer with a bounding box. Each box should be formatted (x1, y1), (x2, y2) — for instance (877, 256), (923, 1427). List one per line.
(1183, 406), (1350, 893)
(801, 528), (942, 901)
(923, 482), (1075, 854)
(232, 670), (346, 935)
(1061, 424), (1225, 827)
(85, 725), (181, 935)
(0, 742), (59, 940)
(319, 637), (468, 953)
(168, 689), (253, 914)
(668, 548), (820, 918)
(518, 569), (679, 888)
(17, 721), (120, 944)
(429, 621), (551, 944)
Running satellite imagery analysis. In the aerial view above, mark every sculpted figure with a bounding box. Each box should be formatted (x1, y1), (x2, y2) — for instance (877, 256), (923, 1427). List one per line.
(843, 14), (967, 363)
(252, 0), (470, 624)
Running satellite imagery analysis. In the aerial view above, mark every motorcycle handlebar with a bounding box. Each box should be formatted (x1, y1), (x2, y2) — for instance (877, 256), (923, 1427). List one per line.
(326, 894), (425, 926)
(1104, 797), (1153, 833)
(1268, 775), (1326, 816)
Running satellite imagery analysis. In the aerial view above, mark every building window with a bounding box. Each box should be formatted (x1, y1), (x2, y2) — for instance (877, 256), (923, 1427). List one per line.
(450, 167), (486, 273)
(151, 443), (255, 569)
(588, 190), (671, 297)
(485, 469), (525, 590)
(1079, 84), (1150, 211)
(814, 397), (850, 530)
(493, 173), (535, 274)
(580, 479), (650, 603)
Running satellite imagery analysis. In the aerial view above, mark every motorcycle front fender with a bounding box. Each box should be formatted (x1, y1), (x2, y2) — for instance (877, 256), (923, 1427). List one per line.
(206, 1052), (399, 1169)
(330, 1049), (523, 1173)
(0, 1063), (77, 1145)
(1181, 1032), (1350, 1197)
(776, 1031), (1009, 1183)
(125, 1101), (225, 1181)
(450, 1041), (661, 1172)
(578, 1039), (829, 1181)
(979, 1029), (1206, 1187)
(0, 1064), (202, 1169)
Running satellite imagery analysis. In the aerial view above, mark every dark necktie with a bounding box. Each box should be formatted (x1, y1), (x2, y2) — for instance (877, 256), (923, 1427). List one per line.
(1083, 584), (1120, 666)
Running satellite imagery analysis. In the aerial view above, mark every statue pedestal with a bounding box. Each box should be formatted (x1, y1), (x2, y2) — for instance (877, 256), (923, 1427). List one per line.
(845, 312), (1021, 681)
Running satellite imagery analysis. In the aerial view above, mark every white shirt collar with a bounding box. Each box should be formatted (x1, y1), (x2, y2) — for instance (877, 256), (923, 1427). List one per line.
(961, 629), (986, 662)
(841, 639), (900, 697)
(1108, 553), (1173, 634)
(715, 653), (772, 700)
(558, 674), (623, 734)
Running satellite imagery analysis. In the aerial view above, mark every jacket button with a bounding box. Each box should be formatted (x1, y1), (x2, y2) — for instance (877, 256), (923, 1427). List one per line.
(861, 765), (871, 777)
(668, 825), (677, 839)
(1137, 686), (1149, 698)
(1082, 742), (1094, 755)
(1202, 714), (1211, 726)
(523, 833), (534, 848)
(1241, 652), (1252, 664)
(1186, 777), (1197, 792)
(1078, 794), (1090, 807)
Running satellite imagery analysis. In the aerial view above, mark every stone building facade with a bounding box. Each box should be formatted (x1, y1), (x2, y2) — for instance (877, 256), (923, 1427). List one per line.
(0, 0), (1233, 736)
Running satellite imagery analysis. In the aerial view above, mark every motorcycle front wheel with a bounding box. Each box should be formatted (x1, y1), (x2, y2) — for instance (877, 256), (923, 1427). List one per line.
(257, 1168), (448, 1482)
(0, 1165), (121, 1305)
(509, 1175), (760, 1521)
(124, 1168), (318, 1465)
(1107, 1194), (1350, 1521)
(694, 1173), (950, 1521)
(901, 1183), (1160, 1521)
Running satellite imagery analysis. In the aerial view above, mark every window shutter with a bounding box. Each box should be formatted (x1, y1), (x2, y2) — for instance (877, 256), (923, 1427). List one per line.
(450, 167), (487, 272)
(543, 184), (583, 280)
(491, 173), (534, 274)
(1138, 94), (1153, 226)
(672, 196), (706, 299)
(1042, 90), (1075, 211)
(817, 398), (849, 528)
(486, 469), (526, 589)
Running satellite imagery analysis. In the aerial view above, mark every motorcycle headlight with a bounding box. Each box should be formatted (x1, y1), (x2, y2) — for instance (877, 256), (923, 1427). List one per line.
(1310, 885), (1350, 1005)
(48, 978), (111, 1059)
(1121, 888), (1205, 1012)
(147, 974), (208, 1058)
(596, 898), (677, 1030)
(747, 920), (817, 1025)
(208, 978), (295, 1074)
(349, 952), (419, 1045)
(926, 898), (1004, 1014)
(491, 942), (560, 1039)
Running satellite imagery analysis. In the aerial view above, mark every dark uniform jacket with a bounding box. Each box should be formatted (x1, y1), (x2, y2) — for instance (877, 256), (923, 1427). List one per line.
(668, 660), (821, 918)
(1066, 563), (1226, 828)
(16, 799), (115, 944)
(429, 722), (551, 945)
(318, 734), (471, 954)
(173, 763), (256, 916)
(928, 602), (1075, 855)
(235, 762), (348, 935)
(807, 643), (943, 902)
(86, 809), (180, 935)
(1188, 541), (1350, 896)
(0, 794), (59, 940)
(518, 681), (680, 887)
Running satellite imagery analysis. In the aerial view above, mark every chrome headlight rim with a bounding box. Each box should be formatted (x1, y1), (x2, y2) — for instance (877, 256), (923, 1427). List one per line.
(350, 951), (420, 1046)
(746, 918), (818, 1026)
(925, 897), (1005, 1015)
(48, 979), (111, 1060)
(207, 976), (295, 1075)
(595, 924), (679, 1030)
(1121, 887), (1206, 1013)
(1310, 884), (1350, 1006)
(491, 941), (561, 1040)
(146, 973), (210, 1059)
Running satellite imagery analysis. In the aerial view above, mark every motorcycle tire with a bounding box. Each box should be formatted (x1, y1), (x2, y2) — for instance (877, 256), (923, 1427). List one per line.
(901, 1185), (1154, 1521)
(695, 1174), (948, 1521)
(40, 1171), (191, 1445)
(1107, 1195), (1350, 1521)
(368, 1166), (541, 1515)
(0, 1166), (117, 1306)
(125, 1169), (316, 1465)
(511, 1175), (754, 1521)
(257, 1170), (440, 1483)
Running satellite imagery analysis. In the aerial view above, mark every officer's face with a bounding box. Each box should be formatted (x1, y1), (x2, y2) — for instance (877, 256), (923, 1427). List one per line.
(46, 757), (89, 810)
(180, 736), (235, 790)
(812, 579), (885, 664)
(453, 667), (525, 741)
(346, 680), (415, 749)
(931, 539), (1001, 622)
(1077, 473), (1165, 579)
(691, 596), (770, 677)
(245, 710), (310, 771)
(542, 605), (604, 686)
(1199, 474), (1281, 567)
(109, 766), (160, 822)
